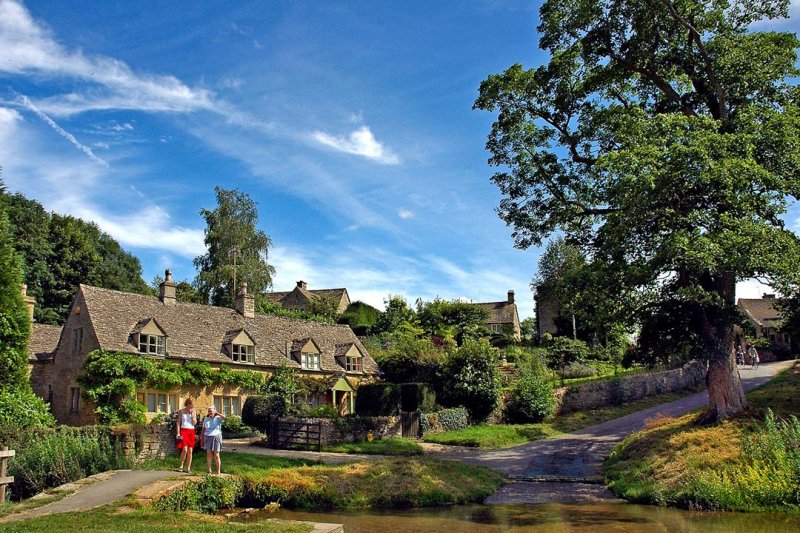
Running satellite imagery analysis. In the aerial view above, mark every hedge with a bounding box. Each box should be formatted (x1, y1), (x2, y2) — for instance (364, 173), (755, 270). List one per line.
(355, 383), (401, 416)
(400, 383), (436, 412)
(420, 407), (470, 435)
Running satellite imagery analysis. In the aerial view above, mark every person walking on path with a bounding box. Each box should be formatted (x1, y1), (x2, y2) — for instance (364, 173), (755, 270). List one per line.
(201, 406), (226, 474)
(748, 345), (760, 370)
(736, 346), (745, 367)
(176, 398), (197, 473)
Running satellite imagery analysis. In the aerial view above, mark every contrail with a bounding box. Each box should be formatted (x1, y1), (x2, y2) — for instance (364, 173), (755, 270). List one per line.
(14, 92), (109, 167)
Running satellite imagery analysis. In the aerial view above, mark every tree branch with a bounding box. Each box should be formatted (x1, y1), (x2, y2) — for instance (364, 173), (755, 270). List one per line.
(609, 51), (697, 117)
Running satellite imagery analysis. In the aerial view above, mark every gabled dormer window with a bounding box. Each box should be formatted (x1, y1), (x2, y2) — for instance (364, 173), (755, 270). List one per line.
(132, 318), (167, 356)
(139, 333), (166, 355)
(223, 329), (256, 365)
(292, 338), (322, 370)
(346, 356), (362, 373)
(301, 351), (320, 370)
(335, 343), (363, 373)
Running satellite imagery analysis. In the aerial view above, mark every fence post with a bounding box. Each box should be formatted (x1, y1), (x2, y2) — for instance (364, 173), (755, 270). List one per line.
(0, 446), (15, 504)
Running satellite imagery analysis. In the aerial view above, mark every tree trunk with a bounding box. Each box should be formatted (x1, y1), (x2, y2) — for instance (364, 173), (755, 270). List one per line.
(702, 272), (747, 420)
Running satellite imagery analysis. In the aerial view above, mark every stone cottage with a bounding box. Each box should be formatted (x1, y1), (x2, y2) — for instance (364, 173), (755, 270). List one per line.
(475, 291), (522, 341)
(26, 272), (379, 426)
(265, 280), (350, 315)
(736, 293), (795, 361)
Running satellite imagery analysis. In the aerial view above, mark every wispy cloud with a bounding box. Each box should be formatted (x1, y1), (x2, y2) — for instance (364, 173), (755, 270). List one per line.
(0, 0), (219, 116)
(15, 92), (108, 166)
(398, 209), (414, 219)
(311, 126), (400, 165)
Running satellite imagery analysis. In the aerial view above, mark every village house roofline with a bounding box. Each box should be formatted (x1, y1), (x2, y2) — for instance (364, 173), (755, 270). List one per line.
(28, 323), (62, 362)
(474, 300), (519, 325)
(737, 297), (784, 328)
(74, 284), (378, 375)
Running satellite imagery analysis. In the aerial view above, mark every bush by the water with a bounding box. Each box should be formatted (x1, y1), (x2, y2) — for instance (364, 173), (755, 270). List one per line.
(154, 475), (243, 513)
(421, 407), (470, 435)
(506, 357), (556, 423)
(6, 425), (129, 499)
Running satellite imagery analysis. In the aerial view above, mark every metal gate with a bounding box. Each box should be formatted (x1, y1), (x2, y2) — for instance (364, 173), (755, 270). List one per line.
(401, 410), (419, 439)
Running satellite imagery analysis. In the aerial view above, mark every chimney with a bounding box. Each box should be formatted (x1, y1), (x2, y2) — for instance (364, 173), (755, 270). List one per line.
(763, 293), (776, 299)
(508, 290), (515, 304)
(296, 280), (308, 290)
(236, 282), (255, 318)
(21, 284), (35, 322)
(159, 269), (177, 304)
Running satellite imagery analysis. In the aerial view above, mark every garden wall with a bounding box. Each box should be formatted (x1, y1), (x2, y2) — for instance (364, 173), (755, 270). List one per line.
(111, 424), (174, 463)
(553, 360), (706, 414)
(274, 416), (401, 446)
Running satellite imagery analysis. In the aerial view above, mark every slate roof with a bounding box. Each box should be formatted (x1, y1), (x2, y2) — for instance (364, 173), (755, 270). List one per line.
(475, 301), (519, 325)
(79, 284), (379, 375)
(266, 288), (348, 303)
(738, 297), (784, 328)
(28, 323), (62, 362)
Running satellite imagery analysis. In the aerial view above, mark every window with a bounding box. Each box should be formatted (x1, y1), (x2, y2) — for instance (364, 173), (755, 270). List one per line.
(301, 351), (320, 370)
(70, 387), (80, 412)
(231, 344), (254, 363)
(138, 334), (166, 356)
(47, 384), (53, 404)
(72, 327), (84, 354)
(297, 393), (325, 409)
(490, 324), (503, 334)
(213, 395), (241, 416)
(346, 356), (362, 373)
(136, 391), (178, 414)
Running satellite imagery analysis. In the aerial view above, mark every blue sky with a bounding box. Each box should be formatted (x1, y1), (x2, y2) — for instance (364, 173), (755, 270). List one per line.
(1, 0), (798, 319)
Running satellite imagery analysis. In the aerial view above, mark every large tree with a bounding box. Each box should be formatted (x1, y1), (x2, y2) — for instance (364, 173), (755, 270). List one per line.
(194, 186), (276, 307)
(475, 0), (800, 419)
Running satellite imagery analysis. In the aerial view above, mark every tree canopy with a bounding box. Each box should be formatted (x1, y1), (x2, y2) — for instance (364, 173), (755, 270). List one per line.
(193, 186), (276, 307)
(475, 0), (800, 419)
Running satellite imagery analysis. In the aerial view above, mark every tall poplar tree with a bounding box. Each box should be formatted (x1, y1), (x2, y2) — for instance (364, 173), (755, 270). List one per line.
(193, 186), (276, 307)
(475, 0), (800, 419)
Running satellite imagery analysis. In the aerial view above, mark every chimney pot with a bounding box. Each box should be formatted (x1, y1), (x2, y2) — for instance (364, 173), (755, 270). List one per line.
(159, 268), (177, 304)
(508, 290), (515, 304)
(297, 280), (307, 290)
(21, 284), (35, 322)
(236, 281), (255, 318)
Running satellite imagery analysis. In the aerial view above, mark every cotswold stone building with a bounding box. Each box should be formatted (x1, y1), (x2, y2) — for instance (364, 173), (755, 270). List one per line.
(265, 280), (351, 315)
(27, 272), (379, 426)
(736, 293), (796, 361)
(475, 291), (522, 341)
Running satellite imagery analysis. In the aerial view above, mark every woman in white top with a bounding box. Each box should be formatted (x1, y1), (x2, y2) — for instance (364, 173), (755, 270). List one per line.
(176, 398), (197, 473)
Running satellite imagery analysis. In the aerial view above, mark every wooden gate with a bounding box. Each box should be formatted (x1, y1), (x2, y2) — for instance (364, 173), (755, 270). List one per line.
(401, 411), (419, 439)
(270, 417), (322, 452)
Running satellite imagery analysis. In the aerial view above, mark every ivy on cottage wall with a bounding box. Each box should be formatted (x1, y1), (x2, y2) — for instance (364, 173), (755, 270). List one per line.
(79, 349), (266, 424)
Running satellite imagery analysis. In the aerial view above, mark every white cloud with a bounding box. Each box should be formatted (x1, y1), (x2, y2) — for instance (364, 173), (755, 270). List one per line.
(398, 209), (414, 219)
(737, 279), (777, 299)
(0, 0), (219, 116)
(311, 126), (400, 165)
(0, 106), (23, 146)
(15, 92), (108, 166)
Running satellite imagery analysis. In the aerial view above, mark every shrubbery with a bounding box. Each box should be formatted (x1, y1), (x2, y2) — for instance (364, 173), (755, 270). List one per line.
(421, 407), (470, 435)
(241, 395), (286, 432)
(154, 475), (243, 513)
(355, 383), (401, 416)
(6, 425), (129, 499)
(0, 388), (55, 432)
(437, 339), (501, 421)
(505, 356), (556, 423)
(221, 415), (259, 437)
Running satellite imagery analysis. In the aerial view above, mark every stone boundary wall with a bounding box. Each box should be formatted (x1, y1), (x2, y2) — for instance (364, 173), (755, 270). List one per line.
(111, 424), (174, 463)
(553, 360), (706, 415)
(275, 416), (401, 446)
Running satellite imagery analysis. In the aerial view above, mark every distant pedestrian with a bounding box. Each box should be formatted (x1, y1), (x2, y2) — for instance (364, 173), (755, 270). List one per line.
(736, 346), (745, 367)
(748, 345), (759, 370)
(201, 406), (226, 475)
(176, 398), (197, 473)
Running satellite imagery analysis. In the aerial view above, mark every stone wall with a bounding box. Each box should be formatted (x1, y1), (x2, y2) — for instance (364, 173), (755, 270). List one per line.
(553, 360), (706, 415)
(274, 416), (401, 447)
(111, 424), (175, 463)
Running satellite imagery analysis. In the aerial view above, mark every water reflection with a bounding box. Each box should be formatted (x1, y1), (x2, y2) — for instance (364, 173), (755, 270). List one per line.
(247, 503), (800, 532)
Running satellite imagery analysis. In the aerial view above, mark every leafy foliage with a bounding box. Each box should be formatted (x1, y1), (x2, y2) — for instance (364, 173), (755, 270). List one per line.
(0, 201), (31, 390)
(506, 355), (556, 423)
(154, 475), (243, 513)
(420, 407), (471, 435)
(338, 300), (381, 336)
(417, 298), (490, 345)
(372, 295), (416, 335)
(366, 329), (445, 384)
(194, 186), (276, 308)
(475, 0), (800, 418)
(255, 296), (334, 323)
(0, 191), (150, 324)
(79, 350), (265, 424)
(241, 395), (281, 432)
(0, 388), (55, 431)
(437, 338), (502, 421)
(354, 383), (401, 416)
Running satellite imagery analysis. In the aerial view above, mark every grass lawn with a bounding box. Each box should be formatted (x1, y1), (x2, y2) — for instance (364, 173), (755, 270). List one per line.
(322, 438), (423, 455)
(604, 363), (800, 512)
(0, 491), (73, 519)
(423, 388), (701, 448)
(0, 503), (311, 532)
(138, 452), (311, 476)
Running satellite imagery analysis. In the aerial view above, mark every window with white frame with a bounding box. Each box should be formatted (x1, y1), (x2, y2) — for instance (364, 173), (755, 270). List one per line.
(136, 391), (179, 414)
(346, 356), (362, 372)
(301, 351), (320, 370)
(231, 343), (254, 363)
(138, 334), (166, 356)
(490, 324), (503, 334)
(213, 395), (241, 416)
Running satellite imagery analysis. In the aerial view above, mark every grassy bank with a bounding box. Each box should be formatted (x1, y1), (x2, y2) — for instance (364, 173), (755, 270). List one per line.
(138, 452), (310, 475)
(154, 456), (502, 512)
(323, 437), (423, 455)
(423, 387), (701, 448)
(604, 363), (800, 512)
(0, 503), (310, 532)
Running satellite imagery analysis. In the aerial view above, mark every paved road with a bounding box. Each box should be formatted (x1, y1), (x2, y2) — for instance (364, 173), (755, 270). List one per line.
(445, 360), (794, 504)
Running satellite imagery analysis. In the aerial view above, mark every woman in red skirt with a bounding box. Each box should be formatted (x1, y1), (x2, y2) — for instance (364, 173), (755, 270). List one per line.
(176, 398), (197, 473)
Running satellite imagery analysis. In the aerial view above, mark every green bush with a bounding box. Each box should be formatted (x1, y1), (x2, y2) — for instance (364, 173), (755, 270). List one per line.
(505, 360), (556, 423)
(221, 415), (258, 437)
(438, 339), (501, 421)
(400, 383), (436, 412)
(355, 383), (401, 416)
(421, 407), (470, 435)
(154, 475), (243, 513)
(0, 388), (55, 432)
(7, 425), (129, 500)
(241, 395), (285, 432)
